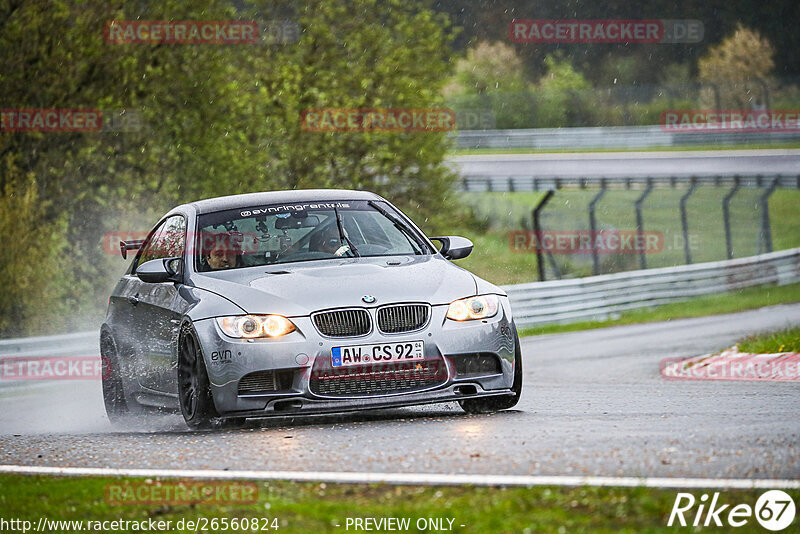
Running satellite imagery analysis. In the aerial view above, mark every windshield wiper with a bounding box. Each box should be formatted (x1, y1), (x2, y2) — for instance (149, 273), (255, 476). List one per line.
(368, 201), (428, 254)
(334, 207), (360, 257)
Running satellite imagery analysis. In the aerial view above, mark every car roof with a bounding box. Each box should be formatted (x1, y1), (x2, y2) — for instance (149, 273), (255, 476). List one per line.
(186, 189), (385, 215)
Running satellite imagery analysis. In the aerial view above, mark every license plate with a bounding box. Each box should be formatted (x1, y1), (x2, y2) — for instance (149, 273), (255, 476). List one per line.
(331, 341), (424, 368)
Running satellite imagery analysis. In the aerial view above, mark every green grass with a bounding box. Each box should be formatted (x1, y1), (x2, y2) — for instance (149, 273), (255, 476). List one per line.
(519, 282), (800, 337)
(457, 188), (800, 284)
(737, 326), (800, 354)
(458, 229), (545, 285)
(449, 142), (800, 156)
(0, 474), (796, 533)
(769, 190), (800, 253)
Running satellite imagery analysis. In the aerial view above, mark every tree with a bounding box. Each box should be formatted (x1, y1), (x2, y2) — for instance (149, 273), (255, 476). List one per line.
(443, 41), (526, 97)
(443, 40), (535, 129)
(534, 54), (592, 127)
(0, 0), (458, 334)
(0, 156), (67, 336)
(698, 24), (775, 108)
(239, 0), (458, 227)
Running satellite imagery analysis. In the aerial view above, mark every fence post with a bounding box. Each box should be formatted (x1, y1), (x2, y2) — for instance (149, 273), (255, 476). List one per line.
(635, 179), (654, 270)
(722, 176), (741, 259)
(759, 178), (777, 254)
(680, 177), (698, 265)
(589, 179), (608, 275)
(532, 190), (555, 282)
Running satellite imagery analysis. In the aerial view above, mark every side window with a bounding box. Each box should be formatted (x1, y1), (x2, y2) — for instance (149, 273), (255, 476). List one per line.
(136, 215), (186, 268)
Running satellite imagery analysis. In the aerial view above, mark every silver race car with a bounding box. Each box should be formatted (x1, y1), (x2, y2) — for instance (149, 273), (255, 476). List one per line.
(102, 190), (522, 428)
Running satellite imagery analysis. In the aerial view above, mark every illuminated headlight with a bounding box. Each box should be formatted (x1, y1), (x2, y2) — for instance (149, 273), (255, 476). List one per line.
(216, 315), (296, 338)
(446, 294), (500, 321)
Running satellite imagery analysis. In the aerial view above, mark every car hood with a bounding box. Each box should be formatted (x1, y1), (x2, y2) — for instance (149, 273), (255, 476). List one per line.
(190, 255), (478, 317)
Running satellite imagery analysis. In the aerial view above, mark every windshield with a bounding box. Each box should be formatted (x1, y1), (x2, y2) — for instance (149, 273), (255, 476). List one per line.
(194, 200), (430, 272)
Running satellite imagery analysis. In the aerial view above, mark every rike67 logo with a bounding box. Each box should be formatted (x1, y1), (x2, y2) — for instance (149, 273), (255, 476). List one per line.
(668, 490), (796, 530)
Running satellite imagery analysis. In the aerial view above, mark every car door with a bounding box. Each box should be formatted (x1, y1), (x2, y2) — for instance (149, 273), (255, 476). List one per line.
(129, 214), (189, 394)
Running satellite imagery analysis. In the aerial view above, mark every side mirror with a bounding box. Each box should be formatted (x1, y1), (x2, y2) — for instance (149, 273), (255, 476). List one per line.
(136, 257), (182, 284)
(430, 236), (473, 260)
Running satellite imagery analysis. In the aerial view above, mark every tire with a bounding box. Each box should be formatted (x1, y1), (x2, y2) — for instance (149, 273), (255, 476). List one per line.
(101, 333), (143, 425)
(178, 325), (244, 430)
(459, 331), (523, 414)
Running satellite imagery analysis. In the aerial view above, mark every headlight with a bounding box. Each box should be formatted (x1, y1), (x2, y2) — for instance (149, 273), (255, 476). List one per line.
(216, 315), (296, 338)
(446, 294), (500, 321)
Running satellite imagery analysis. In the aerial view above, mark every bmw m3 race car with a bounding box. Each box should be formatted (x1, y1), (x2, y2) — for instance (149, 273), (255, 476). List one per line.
(101, 189), (522, 429)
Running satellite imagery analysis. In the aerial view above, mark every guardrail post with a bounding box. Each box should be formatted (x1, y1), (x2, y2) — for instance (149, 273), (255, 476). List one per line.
(635, 179), (654, 270)
(532, 190), (555, 281)
(722, 176), (741, 259)
(680, 178), (698, 264)
(759, 178), (777, 254)
(589, 179), (608, 275)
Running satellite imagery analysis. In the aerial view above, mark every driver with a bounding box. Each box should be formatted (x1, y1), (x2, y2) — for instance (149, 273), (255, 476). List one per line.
(311, 224), (347, 256)
(201, 231), (242, 270)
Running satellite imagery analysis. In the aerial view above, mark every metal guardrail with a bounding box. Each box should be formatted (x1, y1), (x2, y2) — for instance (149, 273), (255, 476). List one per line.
(502, 247), (800, 327)
(0, 331), (97, 358)
(0, 331), (99, 389)
(453, 125), (800, 150)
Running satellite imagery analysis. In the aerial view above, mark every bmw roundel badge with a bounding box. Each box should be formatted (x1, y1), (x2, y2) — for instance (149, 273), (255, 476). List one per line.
(362, 295), (376, 304)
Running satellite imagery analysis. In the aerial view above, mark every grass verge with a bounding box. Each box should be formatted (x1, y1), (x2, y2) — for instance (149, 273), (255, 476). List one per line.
(519, 282), (800, 337)
(1, 474), (797, 533)
(737, 326), (800, 353)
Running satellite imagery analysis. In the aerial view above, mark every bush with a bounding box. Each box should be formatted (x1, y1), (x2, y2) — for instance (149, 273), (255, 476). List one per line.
(531, 55), (593, 128)
(0, 157), (68, 336)
(698, 24), (775, 108)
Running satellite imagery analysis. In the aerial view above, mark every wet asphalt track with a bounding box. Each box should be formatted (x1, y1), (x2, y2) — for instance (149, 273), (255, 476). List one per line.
(1, 303), (799, 481)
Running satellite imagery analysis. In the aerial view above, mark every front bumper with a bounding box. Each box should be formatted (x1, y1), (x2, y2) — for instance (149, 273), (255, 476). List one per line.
(191, 297), (517, 418)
